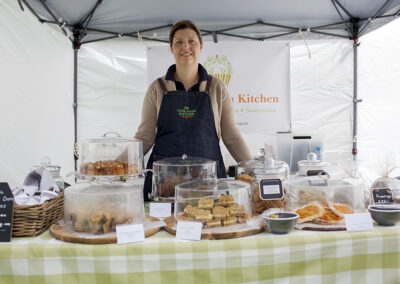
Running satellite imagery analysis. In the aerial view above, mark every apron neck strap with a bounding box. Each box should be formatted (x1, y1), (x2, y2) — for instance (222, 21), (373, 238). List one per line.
(157, 78), (168, 95)
(205, 76), (212, 95)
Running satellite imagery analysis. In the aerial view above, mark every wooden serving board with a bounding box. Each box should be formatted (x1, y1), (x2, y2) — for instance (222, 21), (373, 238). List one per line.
(50, 216), (162, 244)
(295, 223), (346, 231)
(163, 216), (264, 240)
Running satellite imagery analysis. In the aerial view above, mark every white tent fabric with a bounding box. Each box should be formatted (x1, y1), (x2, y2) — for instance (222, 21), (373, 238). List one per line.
(1, 0), (400, 188)
(0, 0), (74, 185)
(358, 19), (400, 185)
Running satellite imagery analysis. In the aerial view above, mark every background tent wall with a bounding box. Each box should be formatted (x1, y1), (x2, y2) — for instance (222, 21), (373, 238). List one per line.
(1, 0), (400, 186)
(0, 0), (74, 185)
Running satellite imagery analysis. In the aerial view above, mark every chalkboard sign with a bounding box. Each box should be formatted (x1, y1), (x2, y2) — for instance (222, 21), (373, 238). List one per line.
(0, 183), (14, 242)
(307, 170), (327, 176)
(372, 188), (393, 204)
(259, 179), (284, 200)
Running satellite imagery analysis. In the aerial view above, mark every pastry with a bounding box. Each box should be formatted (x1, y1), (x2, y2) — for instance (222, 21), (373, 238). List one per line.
(194, 209), (213, 222)
(329, 203), (354, 217)
(219, 194), (235, 207)
(295, 201), (325, 224)
(212, 206), (229, 220)
(222, 217), (238, 226)
(206, 219), (221, 228)
(198, 198), (214, 210)
(238, 216), (249, 224)
(237, 174), (255, 183)
(237, 205), (248, 217)
(228, 203), (239, 216)
(80, 160), (139, 176)
(178, 215), (195, 221)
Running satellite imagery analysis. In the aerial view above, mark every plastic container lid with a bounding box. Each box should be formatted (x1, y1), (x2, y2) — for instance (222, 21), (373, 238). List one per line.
(153, 154), (216, 167)
(237, 149), (289, 179)
(297, 152), (327, 168)
(31, 157), (61, 178)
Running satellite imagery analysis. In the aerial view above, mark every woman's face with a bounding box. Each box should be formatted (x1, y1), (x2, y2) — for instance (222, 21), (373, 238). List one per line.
(171, 28), (203, 67)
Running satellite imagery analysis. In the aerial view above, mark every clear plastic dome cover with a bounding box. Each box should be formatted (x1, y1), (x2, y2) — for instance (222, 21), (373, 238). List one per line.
(174, 179), (253, 228)
(150, 155), (217, 201)
(64, 180), (144, 234)
(79, 132), (143, 177)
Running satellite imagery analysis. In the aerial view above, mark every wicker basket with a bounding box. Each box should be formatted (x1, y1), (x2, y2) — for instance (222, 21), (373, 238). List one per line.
(12, 190), (64, 237)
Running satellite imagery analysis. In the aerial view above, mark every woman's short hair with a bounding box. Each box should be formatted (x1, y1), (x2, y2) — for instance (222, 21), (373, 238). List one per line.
(169, 20), (202, 46)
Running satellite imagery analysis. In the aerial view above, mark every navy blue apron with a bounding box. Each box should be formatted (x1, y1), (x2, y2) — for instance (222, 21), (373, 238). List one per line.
(144, 77), (227, 201)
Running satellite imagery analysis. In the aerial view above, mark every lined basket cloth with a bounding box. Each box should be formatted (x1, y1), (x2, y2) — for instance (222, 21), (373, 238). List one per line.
(12, 190), (64, 237)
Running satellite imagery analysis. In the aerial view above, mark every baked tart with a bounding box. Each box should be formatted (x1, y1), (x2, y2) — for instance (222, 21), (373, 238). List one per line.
(295, 201), (325, 224)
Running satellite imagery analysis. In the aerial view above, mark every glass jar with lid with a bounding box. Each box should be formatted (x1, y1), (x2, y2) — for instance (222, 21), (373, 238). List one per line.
(236, 149), (289, 214)
(78, 132), (143, 179)
(31, 157), (64, 190)
(297, 152), (328, 177)
(370, 176), (400, 205)
(150, 154), (217, 202)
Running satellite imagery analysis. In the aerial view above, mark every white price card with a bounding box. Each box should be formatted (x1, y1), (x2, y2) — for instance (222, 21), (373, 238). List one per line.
(176, 221), (202, 241)
(345, 213), (374, 232)
(149, 203), (171, 218)
(116, 224), (145, 244)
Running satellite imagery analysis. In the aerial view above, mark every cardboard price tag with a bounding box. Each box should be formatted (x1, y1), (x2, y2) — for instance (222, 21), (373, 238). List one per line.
(149, 203), (171, 218)
(176, 221), (202, 241)
(116, 224), (145, 244)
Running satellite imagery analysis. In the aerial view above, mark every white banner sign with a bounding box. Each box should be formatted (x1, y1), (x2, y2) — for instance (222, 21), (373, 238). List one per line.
(147, 42), (290, 133)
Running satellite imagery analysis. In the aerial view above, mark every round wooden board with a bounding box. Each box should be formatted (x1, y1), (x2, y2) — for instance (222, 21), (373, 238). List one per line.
(50, 216), (162, 244)
(295, 223), (346, 231)
(298, 226), (346, 231)
(163, 216), (264, 240)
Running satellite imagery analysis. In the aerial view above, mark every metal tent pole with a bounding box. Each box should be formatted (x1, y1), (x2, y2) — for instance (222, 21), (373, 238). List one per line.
(73, 47), (78, 171)
(352, 20), (362, 159)
(352, 39), (358, 158)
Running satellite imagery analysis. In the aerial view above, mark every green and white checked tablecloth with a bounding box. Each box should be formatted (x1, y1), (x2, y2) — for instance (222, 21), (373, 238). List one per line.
(0, 225), (399, 284)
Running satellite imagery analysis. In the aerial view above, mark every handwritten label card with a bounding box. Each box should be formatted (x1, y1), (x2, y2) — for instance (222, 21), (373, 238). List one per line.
(149, 203), (171, 218)
(0, 183), (14, 242)
(259, 179), (284, 201)
(176, 221), (202, 241)
(116, 224), (145, 244)
(345, 213), (374, 232)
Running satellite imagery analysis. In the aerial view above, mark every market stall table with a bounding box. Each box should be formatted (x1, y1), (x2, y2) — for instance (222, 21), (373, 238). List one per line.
(0, 225), (399, 283)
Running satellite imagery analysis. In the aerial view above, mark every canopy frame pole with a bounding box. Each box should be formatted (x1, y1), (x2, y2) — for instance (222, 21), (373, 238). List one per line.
(352, 19), (362, 158)
(125, 24), (173, 36)
(332, 0), (355, 19)
(331, 0), (354, 38)
(358, 0), (392, 36)
(38, 0), (67, 35)
(19, 0), (44, 22)
(73, 47), (78, 171)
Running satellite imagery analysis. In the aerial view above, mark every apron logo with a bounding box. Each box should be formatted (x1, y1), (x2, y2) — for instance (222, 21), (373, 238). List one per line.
(204, 54), (233, 86)
(177, 106), (196, 119)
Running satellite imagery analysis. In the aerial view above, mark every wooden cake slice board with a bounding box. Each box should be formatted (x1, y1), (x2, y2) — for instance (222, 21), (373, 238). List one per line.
(50, 216), (162, 244)
(163, 216), (264, 240)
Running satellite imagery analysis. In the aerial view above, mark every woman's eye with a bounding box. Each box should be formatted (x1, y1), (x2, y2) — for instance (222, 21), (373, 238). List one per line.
(174, 41), (183, 45)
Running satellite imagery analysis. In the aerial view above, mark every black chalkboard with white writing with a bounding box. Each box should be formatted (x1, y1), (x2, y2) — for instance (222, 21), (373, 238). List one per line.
(372, 188), (393, 204)
(0, 183), (14, 242)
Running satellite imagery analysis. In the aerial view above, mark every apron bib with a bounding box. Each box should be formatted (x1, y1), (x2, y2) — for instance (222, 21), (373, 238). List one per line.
(144, 77), (226, 201)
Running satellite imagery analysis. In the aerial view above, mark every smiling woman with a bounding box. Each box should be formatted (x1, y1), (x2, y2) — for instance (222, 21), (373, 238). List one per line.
(134, 20), (252, 201)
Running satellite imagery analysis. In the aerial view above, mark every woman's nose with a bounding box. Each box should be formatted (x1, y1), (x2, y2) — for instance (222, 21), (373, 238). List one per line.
(182, 41), (190, 49)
